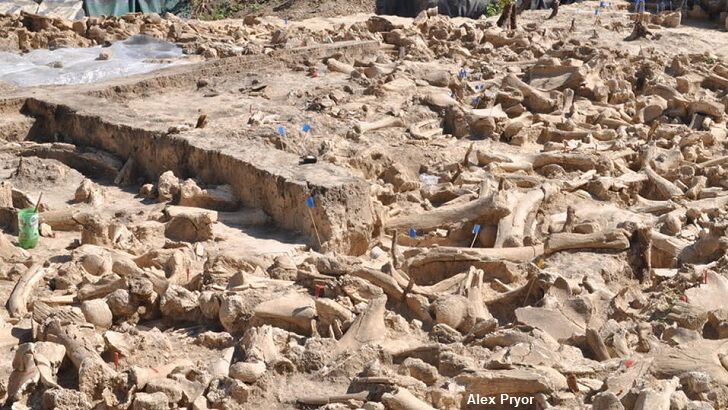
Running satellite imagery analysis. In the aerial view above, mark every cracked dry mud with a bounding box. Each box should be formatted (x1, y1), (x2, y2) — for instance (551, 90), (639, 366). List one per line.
(1, 2), (728, 410)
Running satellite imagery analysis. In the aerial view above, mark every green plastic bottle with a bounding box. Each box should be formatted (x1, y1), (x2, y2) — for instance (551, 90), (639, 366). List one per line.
(17, 208), (39, 249)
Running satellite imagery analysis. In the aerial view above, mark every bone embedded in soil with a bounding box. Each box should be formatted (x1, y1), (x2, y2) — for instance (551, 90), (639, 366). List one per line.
(0, 1), (728, 409)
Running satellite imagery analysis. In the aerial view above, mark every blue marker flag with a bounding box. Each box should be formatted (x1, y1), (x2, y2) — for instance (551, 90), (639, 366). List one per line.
(306, 197), (315, 209)
(302, 123), (311, 133)
(408, 228), (417, 238)
(472, 224), (481, 235)
(277, 126), (286, 136)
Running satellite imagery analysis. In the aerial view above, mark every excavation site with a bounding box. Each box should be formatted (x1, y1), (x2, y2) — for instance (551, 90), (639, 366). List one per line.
(0, 0), (728, 409)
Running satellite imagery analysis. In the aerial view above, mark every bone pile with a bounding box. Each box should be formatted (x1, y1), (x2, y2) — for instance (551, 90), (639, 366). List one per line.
(1, 3), (728, 410)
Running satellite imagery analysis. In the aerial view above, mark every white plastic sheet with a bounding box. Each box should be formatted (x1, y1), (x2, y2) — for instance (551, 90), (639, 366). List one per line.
(0, 35), (187, 87)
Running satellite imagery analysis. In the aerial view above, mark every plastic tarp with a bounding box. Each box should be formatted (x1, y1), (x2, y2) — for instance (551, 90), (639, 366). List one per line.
(137, 0), (185, 14)
(438, 0), (489, 18)
(84, 0), (132, 16)
(37, 0), (85, 19)
(0, 0), (40, 15)
(0, 35), (186, 87)
(376, 0), (439, 17)
(84, 0), (187, 16)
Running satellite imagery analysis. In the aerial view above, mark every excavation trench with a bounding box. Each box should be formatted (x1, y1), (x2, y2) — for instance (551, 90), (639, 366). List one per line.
(2, 40), (384, 255)
(17, 97), (375, 255)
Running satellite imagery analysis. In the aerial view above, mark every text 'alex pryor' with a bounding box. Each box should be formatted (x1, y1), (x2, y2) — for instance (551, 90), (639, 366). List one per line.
(466, 394), (534, 407)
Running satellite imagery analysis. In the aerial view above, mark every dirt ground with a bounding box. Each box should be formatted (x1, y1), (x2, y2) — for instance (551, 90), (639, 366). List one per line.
(0, 1), (728, 410)
(193, 0), (377, 20)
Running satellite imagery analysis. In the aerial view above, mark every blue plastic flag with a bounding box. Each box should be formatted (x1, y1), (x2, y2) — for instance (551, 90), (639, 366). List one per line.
(408, 228), (417, 238)
(472, 224), (481, 235)
(458, 68), (467, 79)
(277, 126), (286, 136)
(302, 123), (311, 133)
(284, 17), (289, 25)
(306, 197), (315, 209)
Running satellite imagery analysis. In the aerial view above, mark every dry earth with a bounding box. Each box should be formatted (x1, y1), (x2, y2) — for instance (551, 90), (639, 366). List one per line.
(0, 2), (728, 410)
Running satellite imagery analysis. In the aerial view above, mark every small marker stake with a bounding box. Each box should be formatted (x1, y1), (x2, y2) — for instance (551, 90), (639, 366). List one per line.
(306, 196), (322, 248)
(113, 352), (119, 370)
(470, 224), (481, 248)
(704, 271), (708, 285)
(624, 359), (634, 369)
(284, 17), (289, 25)
(277, 126), (286, 137)
(33, 192), (43, 213)
(314, 283), (325, 298)
(408, 228), (417, 239)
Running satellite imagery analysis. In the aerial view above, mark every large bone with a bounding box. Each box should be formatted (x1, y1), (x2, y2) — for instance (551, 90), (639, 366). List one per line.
(0, 232), (28, 262)
(645, 166), (683, 199)
(7, 342), (66, 401)
(111, 254), (169, 296)
(634, 378), (679, 410)
(650, 230), (689, 266)
(78, 275), (126, 301)
(355, 116), (405, 134)
(351, 267), (405, 300)
(545, 230), (630, 253)
(40, 208), (85, 231)
(702, 73), (728, 90)
(408, 120), (442, 140)
(298, 392), (369, 407)
(253, 292), (316, 335)
(335, 294), (387, 356)
(7, 263), (45, 318)
(326, 58), (356, 76)
(696, 154), (728, 170)
(531, 152), (603, 172)
(408, 245), (544, 266)
(384, 192), (510, 232)
(483, 273), (553, 306)
(6, 348), (40, 402)
(382, 387), (436, 410)
(631, 196), (677, 215)
(494, 189), (544, 248)
(540, 127), (617, 143)
(41, 319), (116, 398)
(652, 340), (728, 384)
(131, 359), (194, 389)
(503, 74), (558, 113)
(406, 229), (631, 279)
